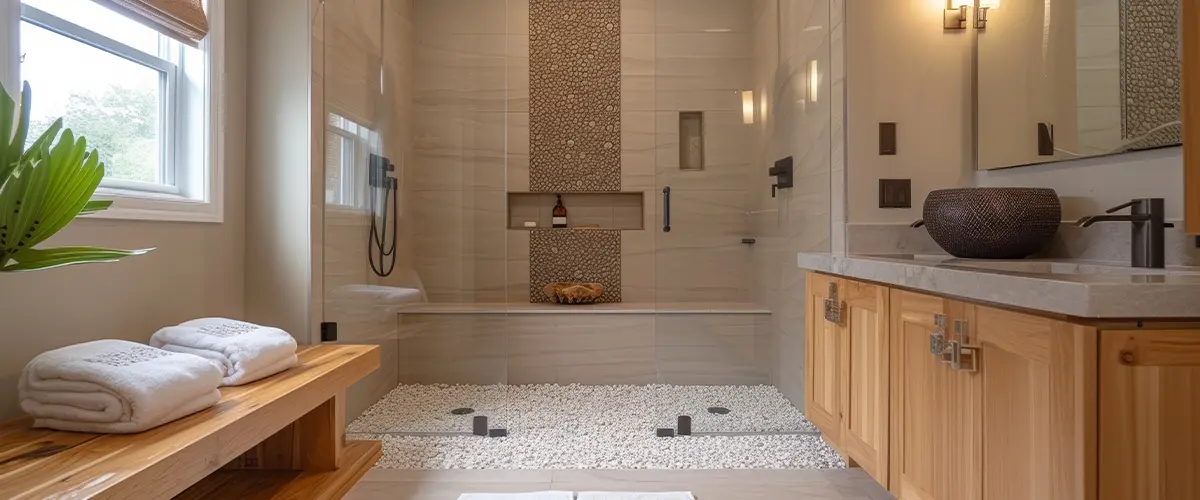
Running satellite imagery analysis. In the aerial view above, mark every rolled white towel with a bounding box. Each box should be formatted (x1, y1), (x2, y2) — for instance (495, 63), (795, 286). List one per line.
(19, 340), (223, 434)
(150, 318), (298, 386)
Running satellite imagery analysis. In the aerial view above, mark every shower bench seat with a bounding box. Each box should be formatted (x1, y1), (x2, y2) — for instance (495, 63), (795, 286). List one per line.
(395, 302), (772, 314)
(389, 302), (775, 386)
(0, 345), (380, 500)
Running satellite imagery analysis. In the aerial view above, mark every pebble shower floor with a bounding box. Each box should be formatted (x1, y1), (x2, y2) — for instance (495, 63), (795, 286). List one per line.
(347, 384), (847, 470)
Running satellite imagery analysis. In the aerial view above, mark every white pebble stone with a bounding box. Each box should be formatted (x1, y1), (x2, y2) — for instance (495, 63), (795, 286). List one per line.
(348, 384), (846, 470)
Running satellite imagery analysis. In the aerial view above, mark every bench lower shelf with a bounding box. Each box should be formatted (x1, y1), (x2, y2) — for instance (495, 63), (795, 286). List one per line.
(175, 440), (382, 500)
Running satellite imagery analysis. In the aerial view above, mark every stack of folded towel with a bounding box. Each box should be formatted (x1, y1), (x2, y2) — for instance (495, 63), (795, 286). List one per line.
(19, 339), (224, 433)
(150, 318), (298, 386)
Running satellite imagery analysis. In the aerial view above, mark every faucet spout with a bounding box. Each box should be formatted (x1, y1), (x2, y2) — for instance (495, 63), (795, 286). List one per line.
(1075, 198), (1169, 268)
(1075, 214), (1145, 228)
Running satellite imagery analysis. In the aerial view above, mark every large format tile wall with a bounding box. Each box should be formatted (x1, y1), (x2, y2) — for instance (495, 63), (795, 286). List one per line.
(644, 0), (758, 303)
(746, 0), (839, 408)
(391, 0), (838, 404)
(411, 0), (771, 304)
(411, 0), (510, 303)
(396, 313), (772, 385)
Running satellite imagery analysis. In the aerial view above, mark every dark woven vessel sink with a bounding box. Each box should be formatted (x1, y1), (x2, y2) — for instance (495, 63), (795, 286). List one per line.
(915, 188), (1061, 259)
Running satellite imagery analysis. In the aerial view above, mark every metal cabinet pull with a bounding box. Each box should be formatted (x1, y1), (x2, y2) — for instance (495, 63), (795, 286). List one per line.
(824, 282), (844, 325)
(948, 319), (979, 372)
(929, 313), (948, 355)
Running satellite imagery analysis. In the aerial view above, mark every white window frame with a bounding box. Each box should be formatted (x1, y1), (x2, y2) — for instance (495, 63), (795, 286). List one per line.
(326, 113), (375, 212)
(1, 0), (225, 223)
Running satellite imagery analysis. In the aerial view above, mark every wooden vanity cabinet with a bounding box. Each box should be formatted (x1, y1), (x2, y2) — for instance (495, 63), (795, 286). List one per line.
(805, 273), (842, 442)
(1099, 329), (1200, 500)
(889, 289), (979, 500)
(804, 272), (1200, 500)
(886, 288), (1094, 500)
(805, 274), (891, 486)
(973, 306), (1096, 500)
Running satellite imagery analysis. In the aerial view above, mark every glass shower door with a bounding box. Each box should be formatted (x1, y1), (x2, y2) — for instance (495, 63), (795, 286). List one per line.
(651, 0), (834, 438)
(319, 0), (408, 428)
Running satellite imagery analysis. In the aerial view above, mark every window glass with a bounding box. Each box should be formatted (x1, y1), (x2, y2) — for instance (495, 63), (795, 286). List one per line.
(20, 21), (163, 184)
(22, 0), (164, 55)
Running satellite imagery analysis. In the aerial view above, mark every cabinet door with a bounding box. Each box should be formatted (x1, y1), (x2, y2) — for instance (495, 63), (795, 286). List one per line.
(805, 273), (841, 440)
(975, 306), (1096, 500)
(840, 280), (890, 486)
(1099, 329), (1200, 500)
(890, 290), (980, 500)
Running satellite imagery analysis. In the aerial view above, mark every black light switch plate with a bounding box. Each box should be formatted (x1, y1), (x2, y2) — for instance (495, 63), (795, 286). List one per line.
(879, 179), (912, 209)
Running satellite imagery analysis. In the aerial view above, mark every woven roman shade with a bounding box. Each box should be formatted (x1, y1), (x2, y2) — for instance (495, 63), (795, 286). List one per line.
(93, 0), (209, 48)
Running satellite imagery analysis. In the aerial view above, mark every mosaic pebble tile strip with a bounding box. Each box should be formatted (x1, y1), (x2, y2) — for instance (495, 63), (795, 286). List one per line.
(529, 0), (622, 192)
(1120, 0), (1182, 146)
(529, 229), (622, 303)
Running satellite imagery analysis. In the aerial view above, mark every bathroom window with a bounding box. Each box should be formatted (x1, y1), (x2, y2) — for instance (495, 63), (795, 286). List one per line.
(3, 0), (223, 222)
(326, 114), (377, 211)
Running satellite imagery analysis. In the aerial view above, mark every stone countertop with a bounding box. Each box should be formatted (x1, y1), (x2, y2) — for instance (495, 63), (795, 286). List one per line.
(798, 253), (1200, 319)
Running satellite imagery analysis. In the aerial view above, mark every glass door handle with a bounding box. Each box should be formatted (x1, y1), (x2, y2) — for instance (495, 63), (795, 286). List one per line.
(663, 186), (672, 233)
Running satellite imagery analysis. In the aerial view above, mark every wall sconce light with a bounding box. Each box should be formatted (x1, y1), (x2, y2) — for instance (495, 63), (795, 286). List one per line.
(742, 90), (755, 124)
(808, 60), (820, 103)
(944, 1), (969, 30)
(976, 0), (1000, 29)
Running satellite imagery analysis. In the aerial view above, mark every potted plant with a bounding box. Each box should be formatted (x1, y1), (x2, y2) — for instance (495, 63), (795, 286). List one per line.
(0, 82), (151, 271)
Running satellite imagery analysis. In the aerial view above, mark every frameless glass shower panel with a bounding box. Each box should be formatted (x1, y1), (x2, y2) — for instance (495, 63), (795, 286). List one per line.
(651, 0), (833, 436)
(320, 0), (413, 428)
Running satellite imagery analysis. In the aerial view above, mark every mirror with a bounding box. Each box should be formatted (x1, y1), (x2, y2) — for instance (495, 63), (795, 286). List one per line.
(976, 0), (1183, 170)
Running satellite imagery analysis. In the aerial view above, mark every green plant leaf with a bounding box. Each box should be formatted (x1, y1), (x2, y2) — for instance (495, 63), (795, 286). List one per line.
(0, 82), (147, 272)
(3, 246), (154, 272)
(79, 200), (113, 215)
(0, 81), (17, 183)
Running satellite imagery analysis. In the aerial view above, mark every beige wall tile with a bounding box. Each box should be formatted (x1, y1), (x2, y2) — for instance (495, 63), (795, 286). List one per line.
(620, 229), (656, 303)
(654, 0), (753, 34)
(621, 0), (655, 34)
(622, 34), (657, 111)
(507, 0), (529, 35)
(506, 112), (531, 191)
(416, 0), (507, 35)
(622, 111), (657, 190)
(656, 314), (766, 385)
(507, 315), (657, 384)
(507, 34), (530, 112)
(399, 314), (508, 384)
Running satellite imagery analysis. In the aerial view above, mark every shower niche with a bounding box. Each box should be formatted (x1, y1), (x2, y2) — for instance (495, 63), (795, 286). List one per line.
(506, 192), (646, 231)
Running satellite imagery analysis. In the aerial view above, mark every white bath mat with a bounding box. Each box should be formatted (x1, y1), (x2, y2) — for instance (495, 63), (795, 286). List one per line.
(577, 493), (696, 500)
(457, 493), (574, 500)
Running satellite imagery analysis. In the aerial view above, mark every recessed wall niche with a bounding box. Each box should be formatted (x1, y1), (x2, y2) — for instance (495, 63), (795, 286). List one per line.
(507, 192), (644, 230)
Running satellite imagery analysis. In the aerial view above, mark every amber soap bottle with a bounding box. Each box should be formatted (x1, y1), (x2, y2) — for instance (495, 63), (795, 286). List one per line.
(552, 195), (568, 228)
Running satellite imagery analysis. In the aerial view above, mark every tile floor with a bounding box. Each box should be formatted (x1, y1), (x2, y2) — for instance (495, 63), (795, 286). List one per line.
(344, 469), (894, 500)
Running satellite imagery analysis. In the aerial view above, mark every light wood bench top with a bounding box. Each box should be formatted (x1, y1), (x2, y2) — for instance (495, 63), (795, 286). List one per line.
(0, 345), (380, 500)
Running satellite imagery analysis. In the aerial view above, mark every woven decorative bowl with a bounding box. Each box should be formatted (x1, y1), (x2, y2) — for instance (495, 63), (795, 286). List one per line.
(542, 282), (605, 305)
(915, 188), (1061, 259)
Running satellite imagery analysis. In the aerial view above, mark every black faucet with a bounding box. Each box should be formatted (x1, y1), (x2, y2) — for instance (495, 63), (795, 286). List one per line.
(1075, 198), (1174, 268)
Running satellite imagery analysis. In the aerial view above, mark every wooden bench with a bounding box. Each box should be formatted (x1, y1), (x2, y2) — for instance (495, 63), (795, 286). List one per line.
(0, 345), (381, 500)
